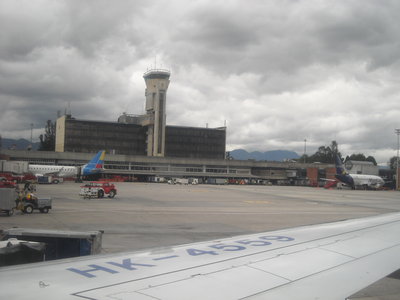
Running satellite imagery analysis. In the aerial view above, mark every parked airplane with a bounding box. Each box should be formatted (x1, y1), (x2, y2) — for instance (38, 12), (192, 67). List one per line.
(29, 150), (105, 178)
(335, 154), (385, 189)
(1, 213), (400, 299)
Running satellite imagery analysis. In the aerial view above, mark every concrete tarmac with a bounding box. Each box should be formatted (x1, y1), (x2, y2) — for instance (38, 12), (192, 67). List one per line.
(1, 182), (399, 299)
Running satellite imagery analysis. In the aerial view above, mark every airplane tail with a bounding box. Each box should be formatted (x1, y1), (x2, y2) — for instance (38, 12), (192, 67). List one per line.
(88, 150), (106, 169)
(334, 154), (355, 187)
(335, 154), (347, 175)
(81, 150), (106, 176)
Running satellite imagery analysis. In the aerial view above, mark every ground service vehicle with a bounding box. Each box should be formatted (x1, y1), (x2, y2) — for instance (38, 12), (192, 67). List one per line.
(37, 176), (63, 184)
(1, 182), (51, 215)
(168, 178), (189, 185)
(79, 182), (117, 199)
(17, 193), (52, 214)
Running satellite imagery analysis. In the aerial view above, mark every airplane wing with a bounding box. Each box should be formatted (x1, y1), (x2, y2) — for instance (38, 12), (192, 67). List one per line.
(319, 178), (337, 182)
(40, 168), (64, 177)
(1, 213), (400, 299)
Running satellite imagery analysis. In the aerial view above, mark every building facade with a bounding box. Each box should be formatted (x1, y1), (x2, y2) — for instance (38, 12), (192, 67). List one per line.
(56, 116), (226, 159)
(56, 116), (147, 155)
(55, 69), (226, 159)
(344, 160), (379, 175)
(165, 126), (226, 159)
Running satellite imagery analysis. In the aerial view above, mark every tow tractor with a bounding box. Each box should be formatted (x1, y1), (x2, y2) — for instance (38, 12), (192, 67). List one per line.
(16, 192), (52, 214)
(0, 182), (52, 215)
(79, 182), (117, 199)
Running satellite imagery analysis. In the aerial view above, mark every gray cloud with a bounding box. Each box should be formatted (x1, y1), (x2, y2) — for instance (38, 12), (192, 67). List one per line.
(1, 0), (400, 164)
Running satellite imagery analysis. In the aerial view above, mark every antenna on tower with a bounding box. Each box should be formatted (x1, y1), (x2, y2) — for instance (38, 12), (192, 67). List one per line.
(65, 102), (72, 116)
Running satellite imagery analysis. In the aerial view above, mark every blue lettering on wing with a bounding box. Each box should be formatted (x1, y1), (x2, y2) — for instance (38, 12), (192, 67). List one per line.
(153, 255), (179, 261)
(67, 259), (155, 278)
(66, 236), (295, 278)
(67, 264), (118, 278)
(107, 258), (155, 270)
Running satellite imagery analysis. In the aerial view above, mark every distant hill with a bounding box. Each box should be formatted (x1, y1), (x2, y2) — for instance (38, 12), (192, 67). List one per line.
(229, 149), (300, 161)
(1, 138), (40, 150)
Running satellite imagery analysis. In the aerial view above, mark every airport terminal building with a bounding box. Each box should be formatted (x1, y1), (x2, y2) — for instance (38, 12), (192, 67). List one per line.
(1, 68), (343, 185)
(55, 116), (226, 159)
(0, 148), (335, 185)
(55, 69), (226, 160)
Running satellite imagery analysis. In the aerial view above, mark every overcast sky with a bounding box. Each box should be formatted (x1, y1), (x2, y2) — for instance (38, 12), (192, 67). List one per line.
(1, 0), (400, 164)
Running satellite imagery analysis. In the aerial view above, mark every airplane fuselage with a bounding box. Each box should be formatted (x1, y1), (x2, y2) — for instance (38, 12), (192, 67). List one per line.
(335, 173), (384, 189)
(29, 165), (78, 177)
(28, 150), (105, 178)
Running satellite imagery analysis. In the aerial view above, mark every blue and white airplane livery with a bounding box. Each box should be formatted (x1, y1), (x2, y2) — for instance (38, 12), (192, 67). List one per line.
(29, 150), (105, 178)
(335, 154), (385, 190)
(1, 213), (400, 299)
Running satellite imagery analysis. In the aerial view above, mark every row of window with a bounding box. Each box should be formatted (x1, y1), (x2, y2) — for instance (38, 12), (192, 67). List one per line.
(104, 164), (250, 174)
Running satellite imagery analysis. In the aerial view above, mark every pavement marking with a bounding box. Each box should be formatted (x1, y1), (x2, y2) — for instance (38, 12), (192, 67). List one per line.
(243, 200), (269, 204)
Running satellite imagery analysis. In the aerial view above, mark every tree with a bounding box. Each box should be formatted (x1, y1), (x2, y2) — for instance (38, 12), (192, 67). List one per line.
(330, 140), (339, 156)
(348, 153), (366, 161)
(366, 156), (377, 166)
(388, 156), (398, 170)
(38, 120), (56, 151)
(298, 154), (309, 163)
(307, 140), (340, 163)
(345, 153), (377, 166)
(226, 151), (233, 160)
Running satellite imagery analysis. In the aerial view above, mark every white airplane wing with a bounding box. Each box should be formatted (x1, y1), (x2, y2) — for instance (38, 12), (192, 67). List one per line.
(1, 213), (400, 299)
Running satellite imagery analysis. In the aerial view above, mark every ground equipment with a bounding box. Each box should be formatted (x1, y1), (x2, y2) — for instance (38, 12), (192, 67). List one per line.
(79, 181), (117, 199)
(16, 191), (52, 214)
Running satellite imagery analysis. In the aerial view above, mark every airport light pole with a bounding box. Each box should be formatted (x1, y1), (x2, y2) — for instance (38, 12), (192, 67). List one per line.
(396, 129), (400, 190)
(303, 139), (307, 163)
(30, 123), (33, 143)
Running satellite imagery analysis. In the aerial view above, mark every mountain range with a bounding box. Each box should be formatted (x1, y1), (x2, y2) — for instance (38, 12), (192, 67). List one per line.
(228, 149), (300, 161)
(1, 138), (40, 150)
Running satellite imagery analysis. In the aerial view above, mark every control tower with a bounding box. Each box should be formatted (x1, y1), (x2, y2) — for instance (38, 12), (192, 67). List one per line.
(143, 69), (170, 157)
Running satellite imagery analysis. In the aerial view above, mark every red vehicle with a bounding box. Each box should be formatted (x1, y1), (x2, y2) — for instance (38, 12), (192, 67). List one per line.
(79, 182), (117, 198)
(0, 180), (16, 189)
(0, 173), (19, 183)
(0, 173), (36, 183)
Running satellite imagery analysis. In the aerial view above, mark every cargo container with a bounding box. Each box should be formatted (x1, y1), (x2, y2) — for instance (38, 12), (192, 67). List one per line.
(176, 178), (188, 184)
(1, 228), (103, 260)
(0, 239), (45, 266)
(215, 178), (227, 185)
(206, 178), (227, 185)
(0, 160), (29, 174)
(0, 188), (16, 216)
